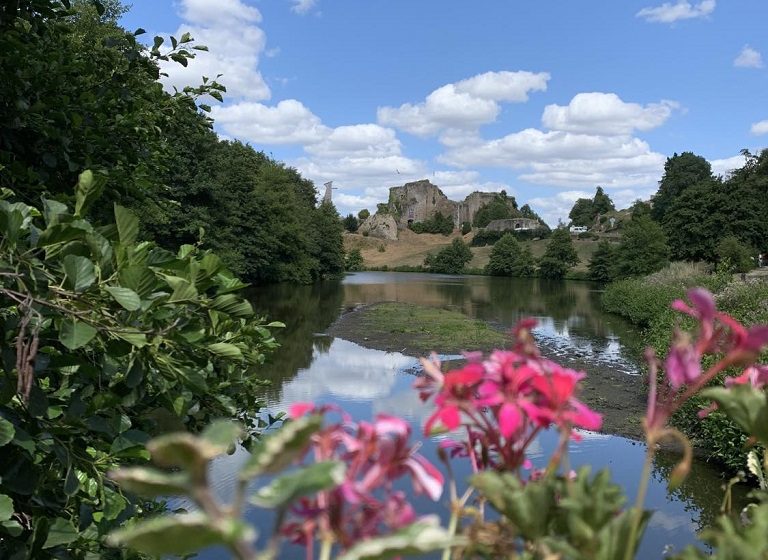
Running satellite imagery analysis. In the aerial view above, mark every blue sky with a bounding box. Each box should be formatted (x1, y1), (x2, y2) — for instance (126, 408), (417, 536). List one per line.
(121, 0), (767, 225)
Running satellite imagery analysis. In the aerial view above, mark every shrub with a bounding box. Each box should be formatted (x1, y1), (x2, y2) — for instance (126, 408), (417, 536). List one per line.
(485, 233), (535, 277)
(716, 235), (754, 273)
(410, 212), (454, 235)
(461, 221), (472, 235)
(588, 240), (616, 282)
(424, 238), (473, 274)
(539, 228), (579, 279)
(344, 248), (364, 271)
(343, 213), (359, 233)
(471, 227), (551, 247)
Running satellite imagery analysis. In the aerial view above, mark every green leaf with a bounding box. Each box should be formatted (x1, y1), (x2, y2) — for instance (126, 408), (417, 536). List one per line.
(64, 466), (80, 497)
(107, 514), (253, 556)
(43, 517), (78, 549)
(207, 342), (243, 359)
(161, 275), (197, 302)
(201, 420), (243, 453)
(337, 517), (462, 560)
(114, 329), (147, 348)
(240, 414), (323, 479)
(152, 35), (164, 50)
(114, 204), (139, 245)
(59, 318), (98, 350)
(118, 265), (156, 297)
(37, 222), (89, 247)
(702, 385), (768, 445)
(133, 27), (146, 35)
(110, 467), (190, 497)
(211, 294), (253, 317)
(251, 461), (345, 508)
(74, 170), (105, 217)
(0, 495), (13, 521)
(0, 417), (15, 446)
(62, 254), (96, 293)
(105, 286), (141, 311)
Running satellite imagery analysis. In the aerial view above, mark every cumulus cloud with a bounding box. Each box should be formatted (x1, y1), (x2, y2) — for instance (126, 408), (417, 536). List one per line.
(636, 0), (715, 23)
(291, 0), (318, 15)
(710, 154), (747, 178)
(377, 71), (550, 136)
(734, 45), (764, 68)
(541, 93), (678, 136)
(305, 124), (402, 158)
(211, 100), (329, 144)
(752, 120), (768, 136)
(159, 0), (270, 101)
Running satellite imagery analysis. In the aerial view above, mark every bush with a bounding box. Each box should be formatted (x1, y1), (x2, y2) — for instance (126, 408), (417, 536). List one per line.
(343, 213), (359, 233)
(716, 235), (754, 273)
(461, 221), (472, 235)
(471, 227), (551, 247)
(485, 234), (535, 277)
(424, 238), (473, 274)
(588, 240), (616, 282)
(612, 215), (669, 279)
(344, 248), (364, 271)
(538, 228), (579, 279)
(410, 212), (454, 235)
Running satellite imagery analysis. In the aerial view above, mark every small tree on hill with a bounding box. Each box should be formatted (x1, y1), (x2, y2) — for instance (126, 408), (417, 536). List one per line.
(588, 240), (616, 282)
(485, 234), (534, 277)
(539, 228), (579, 279)
(343, 213), (359, 233)
(568, 198), (594, 227)
(613, 215), (669, 278)
(358, 208), (370, 221)
(592, 186), (615, 215)
(344, 248), (364, 271)
(424, 238), (473, 274)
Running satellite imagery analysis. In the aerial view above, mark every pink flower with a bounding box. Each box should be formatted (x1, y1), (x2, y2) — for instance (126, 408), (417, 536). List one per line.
(726, 364), (768, 388)
(289, 402), (315, 418)
(664, 331), (702, 389)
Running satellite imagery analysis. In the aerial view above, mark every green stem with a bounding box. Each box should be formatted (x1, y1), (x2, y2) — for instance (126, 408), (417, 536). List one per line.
(624, 442), (655, 560)
(441, 501), (460, 560)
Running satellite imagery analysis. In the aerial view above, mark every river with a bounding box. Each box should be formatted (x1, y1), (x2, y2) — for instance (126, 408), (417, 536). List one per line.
(195, 272), (742, 559)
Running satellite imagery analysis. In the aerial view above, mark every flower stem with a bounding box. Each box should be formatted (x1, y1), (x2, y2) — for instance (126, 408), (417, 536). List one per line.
(319, 537), (333, 560)
(624, 439), (655, 560)
(441, 501), (460, 560)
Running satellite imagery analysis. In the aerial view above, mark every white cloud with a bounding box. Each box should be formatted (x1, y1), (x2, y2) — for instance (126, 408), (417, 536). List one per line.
(377, 71), (549, 137)
(159, 0), (270, 101)
(734, 45), (764, 68)
(710, 154), (747, 178)
(636, 0), (715, 23)
(291, 0), (318, 15)
(541, 93), (678, 136)
(305, 124), (401, 158)
(752, 120), (768, 136)
(211, 100), (329, 144)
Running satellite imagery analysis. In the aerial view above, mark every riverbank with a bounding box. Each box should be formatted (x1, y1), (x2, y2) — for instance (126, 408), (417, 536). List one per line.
(327, 301), (646, 440)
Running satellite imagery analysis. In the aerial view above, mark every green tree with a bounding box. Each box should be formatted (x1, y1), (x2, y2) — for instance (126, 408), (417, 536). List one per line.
(485, 234), (534, 277)
(461, 221), (472, 235)
(424, 239), (473, 274)
(662, 179), (727, 262)
(613, 215), (669, 278)
(473, 193), (519, 227)
(588, 240), (616, 282)
(716, 236), (755, 273)
(539, 228), (579, 278)
(358, 208), (370, 221)
(651, 152), (713, 223)
(310, 202), (345, 280)
(343, 213), (359, 233)
(568, 198), (595, 227)
(592, 186), (615, 215)
(344, 248), (364, 271)
(630, 199), (652, 219)
(410, 212), (454, 235)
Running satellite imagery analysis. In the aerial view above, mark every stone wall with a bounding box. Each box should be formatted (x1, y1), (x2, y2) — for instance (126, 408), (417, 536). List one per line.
(456, 192), (500, 226)
(485, 218), (542, 232)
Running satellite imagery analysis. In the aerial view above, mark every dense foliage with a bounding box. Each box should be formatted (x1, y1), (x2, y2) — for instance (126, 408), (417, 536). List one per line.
(651, 152), (713, 223)
(588, 240), (617, 282)
(471, 192), (518, 228)
(423, 239), (473, 274)
(568, 187), (615, 227)
(1, 0), (344, 286)
(0, 177), (280, 557)
(612, 215), (670, 279)
(539, 228), (579, 279)
(484, 234), (535, 277)
(409, 211), (454, 235)
(471, 226), (550, 247)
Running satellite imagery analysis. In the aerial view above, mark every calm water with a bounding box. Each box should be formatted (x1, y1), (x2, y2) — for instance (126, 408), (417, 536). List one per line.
(193, 272), (741, 559)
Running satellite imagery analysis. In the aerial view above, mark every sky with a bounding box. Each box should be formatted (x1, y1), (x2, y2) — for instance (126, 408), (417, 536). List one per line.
(121, 0), (768, 226)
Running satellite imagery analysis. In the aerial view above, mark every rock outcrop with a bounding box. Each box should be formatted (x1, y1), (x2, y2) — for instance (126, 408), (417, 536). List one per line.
(358, 213), (398, 240)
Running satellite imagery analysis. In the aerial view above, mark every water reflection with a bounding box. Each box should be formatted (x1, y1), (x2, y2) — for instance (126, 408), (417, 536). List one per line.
(217, 272), (741, 560)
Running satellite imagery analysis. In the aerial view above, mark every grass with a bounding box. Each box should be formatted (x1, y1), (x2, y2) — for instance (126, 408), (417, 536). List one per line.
(364, 302), (509, 353)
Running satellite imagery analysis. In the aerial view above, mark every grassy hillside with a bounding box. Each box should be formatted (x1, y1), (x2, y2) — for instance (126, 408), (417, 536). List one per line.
(344, 230), (603, 273)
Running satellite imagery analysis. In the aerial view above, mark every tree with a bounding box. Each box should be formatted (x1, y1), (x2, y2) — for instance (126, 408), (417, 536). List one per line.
(716, 236), (755, 273)
(485, 234), (534, 277)
(358, 208), (370, 221)
(410, 212), (454, 235)
(613, 215), (669, 278)
(651, 152), (713, 222)
(473, 193), (519, 227)
(592, 186), (615, 215)
(345, 248), (364, 271)
(630, 200), (652, 219)
(662, 179), (726, 262)
(424, 239), (473, 274)
(343, 213), (359, 233)
(539, 228), (579, 278)
(588, 240), (616, 282)
(568, 198), (595, 227)
(310, 202), (345, 280)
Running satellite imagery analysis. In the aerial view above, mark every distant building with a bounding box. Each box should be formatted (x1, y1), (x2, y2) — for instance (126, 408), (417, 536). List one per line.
(486, 218), (542, 232)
